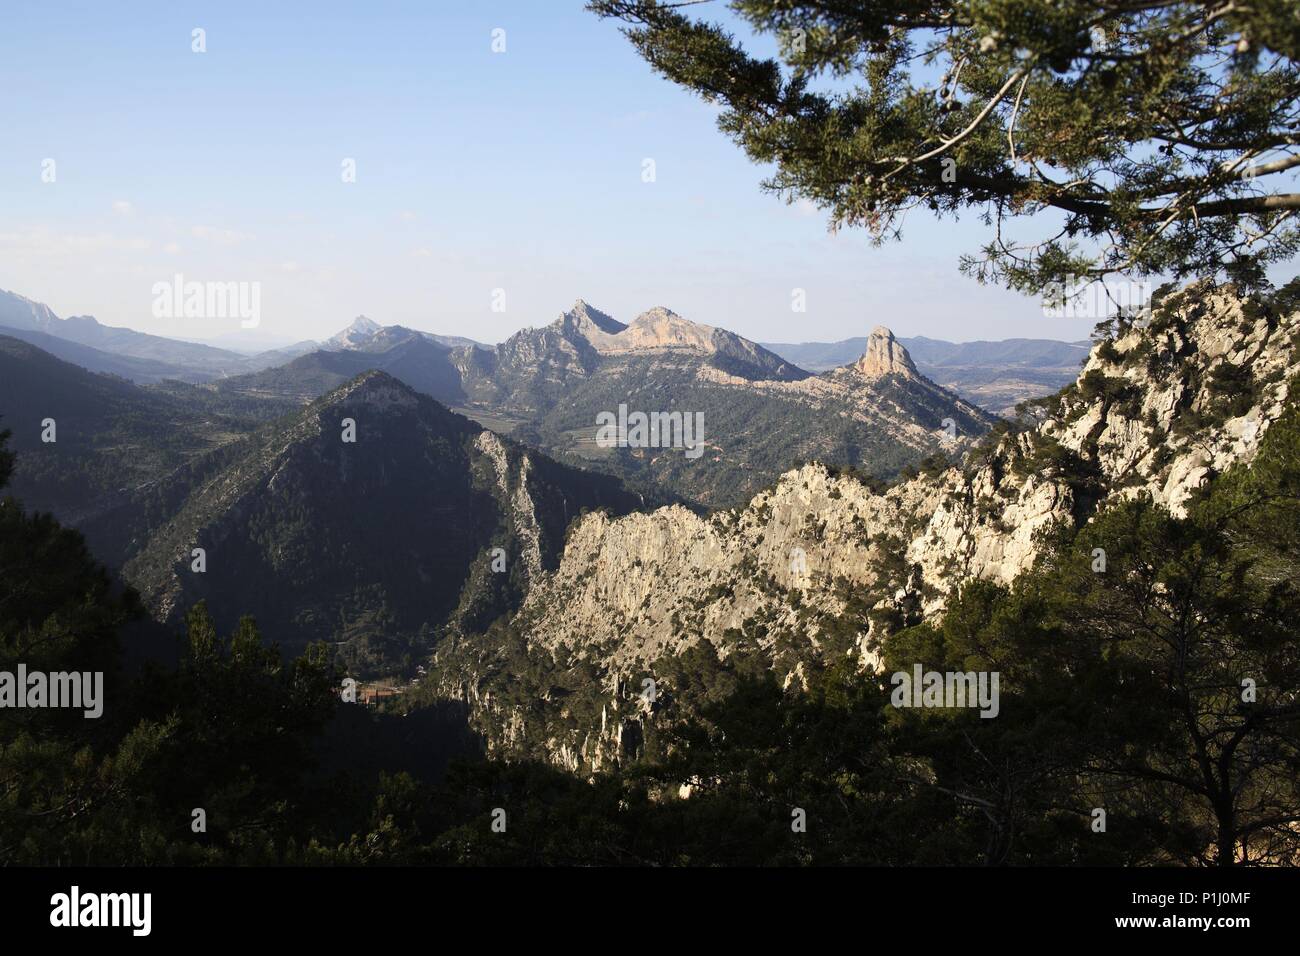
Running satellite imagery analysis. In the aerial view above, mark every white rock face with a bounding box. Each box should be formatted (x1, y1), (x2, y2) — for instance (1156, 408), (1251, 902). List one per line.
(473, 430), (544, 582)
(529, 284), (1297, 653)
(593, 307), (718, 353)
(0, 288), (63, 330)
(854, 326), (918, 379)
(322, 315), (382, 350)
(563, 303), (805, 380)
(437, 281), (1300, 772)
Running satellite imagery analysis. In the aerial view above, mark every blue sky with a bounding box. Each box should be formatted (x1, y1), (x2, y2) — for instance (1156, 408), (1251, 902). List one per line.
(0, 0), (1275, 348)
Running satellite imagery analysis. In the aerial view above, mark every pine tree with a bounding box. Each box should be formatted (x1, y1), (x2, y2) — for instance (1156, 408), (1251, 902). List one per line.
(591, 0), (1300, 294)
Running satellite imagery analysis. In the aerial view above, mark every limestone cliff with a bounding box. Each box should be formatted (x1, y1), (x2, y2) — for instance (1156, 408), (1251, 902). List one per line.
(424, 280), (1300, 771)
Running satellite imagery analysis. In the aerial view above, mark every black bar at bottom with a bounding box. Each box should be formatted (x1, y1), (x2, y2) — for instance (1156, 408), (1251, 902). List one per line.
(2, 865), (1290, 941)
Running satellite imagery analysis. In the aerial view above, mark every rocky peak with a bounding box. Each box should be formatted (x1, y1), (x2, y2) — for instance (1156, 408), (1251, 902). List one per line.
(63, 315), (104, 331)
(324, 315), (382, 350)
(557, 300), (627, 347)
(568, 299), (626, 334)
(612, 307), (807, 380)
(0, 288), (62, 331)
(853, 326), (917, 379)
(561, 304), (719, 353)
(622, 307), (716, 351)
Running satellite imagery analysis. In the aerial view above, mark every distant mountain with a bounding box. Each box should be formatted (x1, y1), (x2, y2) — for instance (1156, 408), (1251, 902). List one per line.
(455, 302), (992, 507)
(211, 332), (467, 406)
(120, 371), (640, 672)
(322, 315), (490, 353)
(0, 334), (269, 561)
(0, 288), (248, 381)
(758, 336), (870, 371)
(0, 288), (61, 330)
(322, 315), (383, 350)
(0, 288), (996, 509)
(0, 290), (491, 385)
(900, 335), (1092, 368)
(234, 340), (322, 371)
(451, 300), (806, 411)
(575, 302), (806, 381)
(424, 332), (491, 350)
(0, 326), (193, 384)
(174, 329), (313, 355)
(196, 300), (993, 509)
(762, 333), (1090, 371)
(762, 332), (1091, 413)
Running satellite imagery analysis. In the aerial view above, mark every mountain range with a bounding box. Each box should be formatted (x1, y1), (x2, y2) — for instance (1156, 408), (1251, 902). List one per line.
(1, 286), (1085, 410)
(5, 275), (1299, 868)
(0, 289), (489, 385)
(0, 283), (1009, 671)
(440, 300), (994, 507)
(1, 288), (1005, 509)
(0, 336), (638, 673)
(120, 371), (640, 672)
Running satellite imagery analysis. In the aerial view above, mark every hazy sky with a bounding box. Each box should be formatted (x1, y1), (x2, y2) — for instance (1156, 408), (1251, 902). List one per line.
(2, 1), (1292, 348)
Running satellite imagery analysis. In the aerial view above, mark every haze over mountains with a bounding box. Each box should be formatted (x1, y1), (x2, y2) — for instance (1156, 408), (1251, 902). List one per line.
(1, 287), (1085, 411)
(1, 286), (1008, 509)
(0, 289), (491, 386)
(0, 288), (254, 381)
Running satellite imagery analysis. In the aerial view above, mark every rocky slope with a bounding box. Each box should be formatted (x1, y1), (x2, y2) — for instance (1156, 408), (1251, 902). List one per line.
(470, 302), (993, 508)
(574, 303), (806, 381)
(121, 371), (640, 673)
(423, 279), (1300, 771)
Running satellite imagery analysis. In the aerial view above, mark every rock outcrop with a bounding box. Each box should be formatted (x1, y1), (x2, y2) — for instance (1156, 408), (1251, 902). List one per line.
(569, 304), (807, 382)
(451, 300), (993, 508)
(854, 326), (918, 379)
(322, 315), (382, 350)
(427, 279), (1300, 772)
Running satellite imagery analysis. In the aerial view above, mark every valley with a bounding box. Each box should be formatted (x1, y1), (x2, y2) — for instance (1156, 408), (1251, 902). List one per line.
(4, 0), (1299, 886)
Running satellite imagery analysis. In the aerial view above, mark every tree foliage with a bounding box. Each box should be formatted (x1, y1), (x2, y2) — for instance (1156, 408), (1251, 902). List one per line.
(591, 0), (1300, 293)
(3, 391), (1298, 865)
